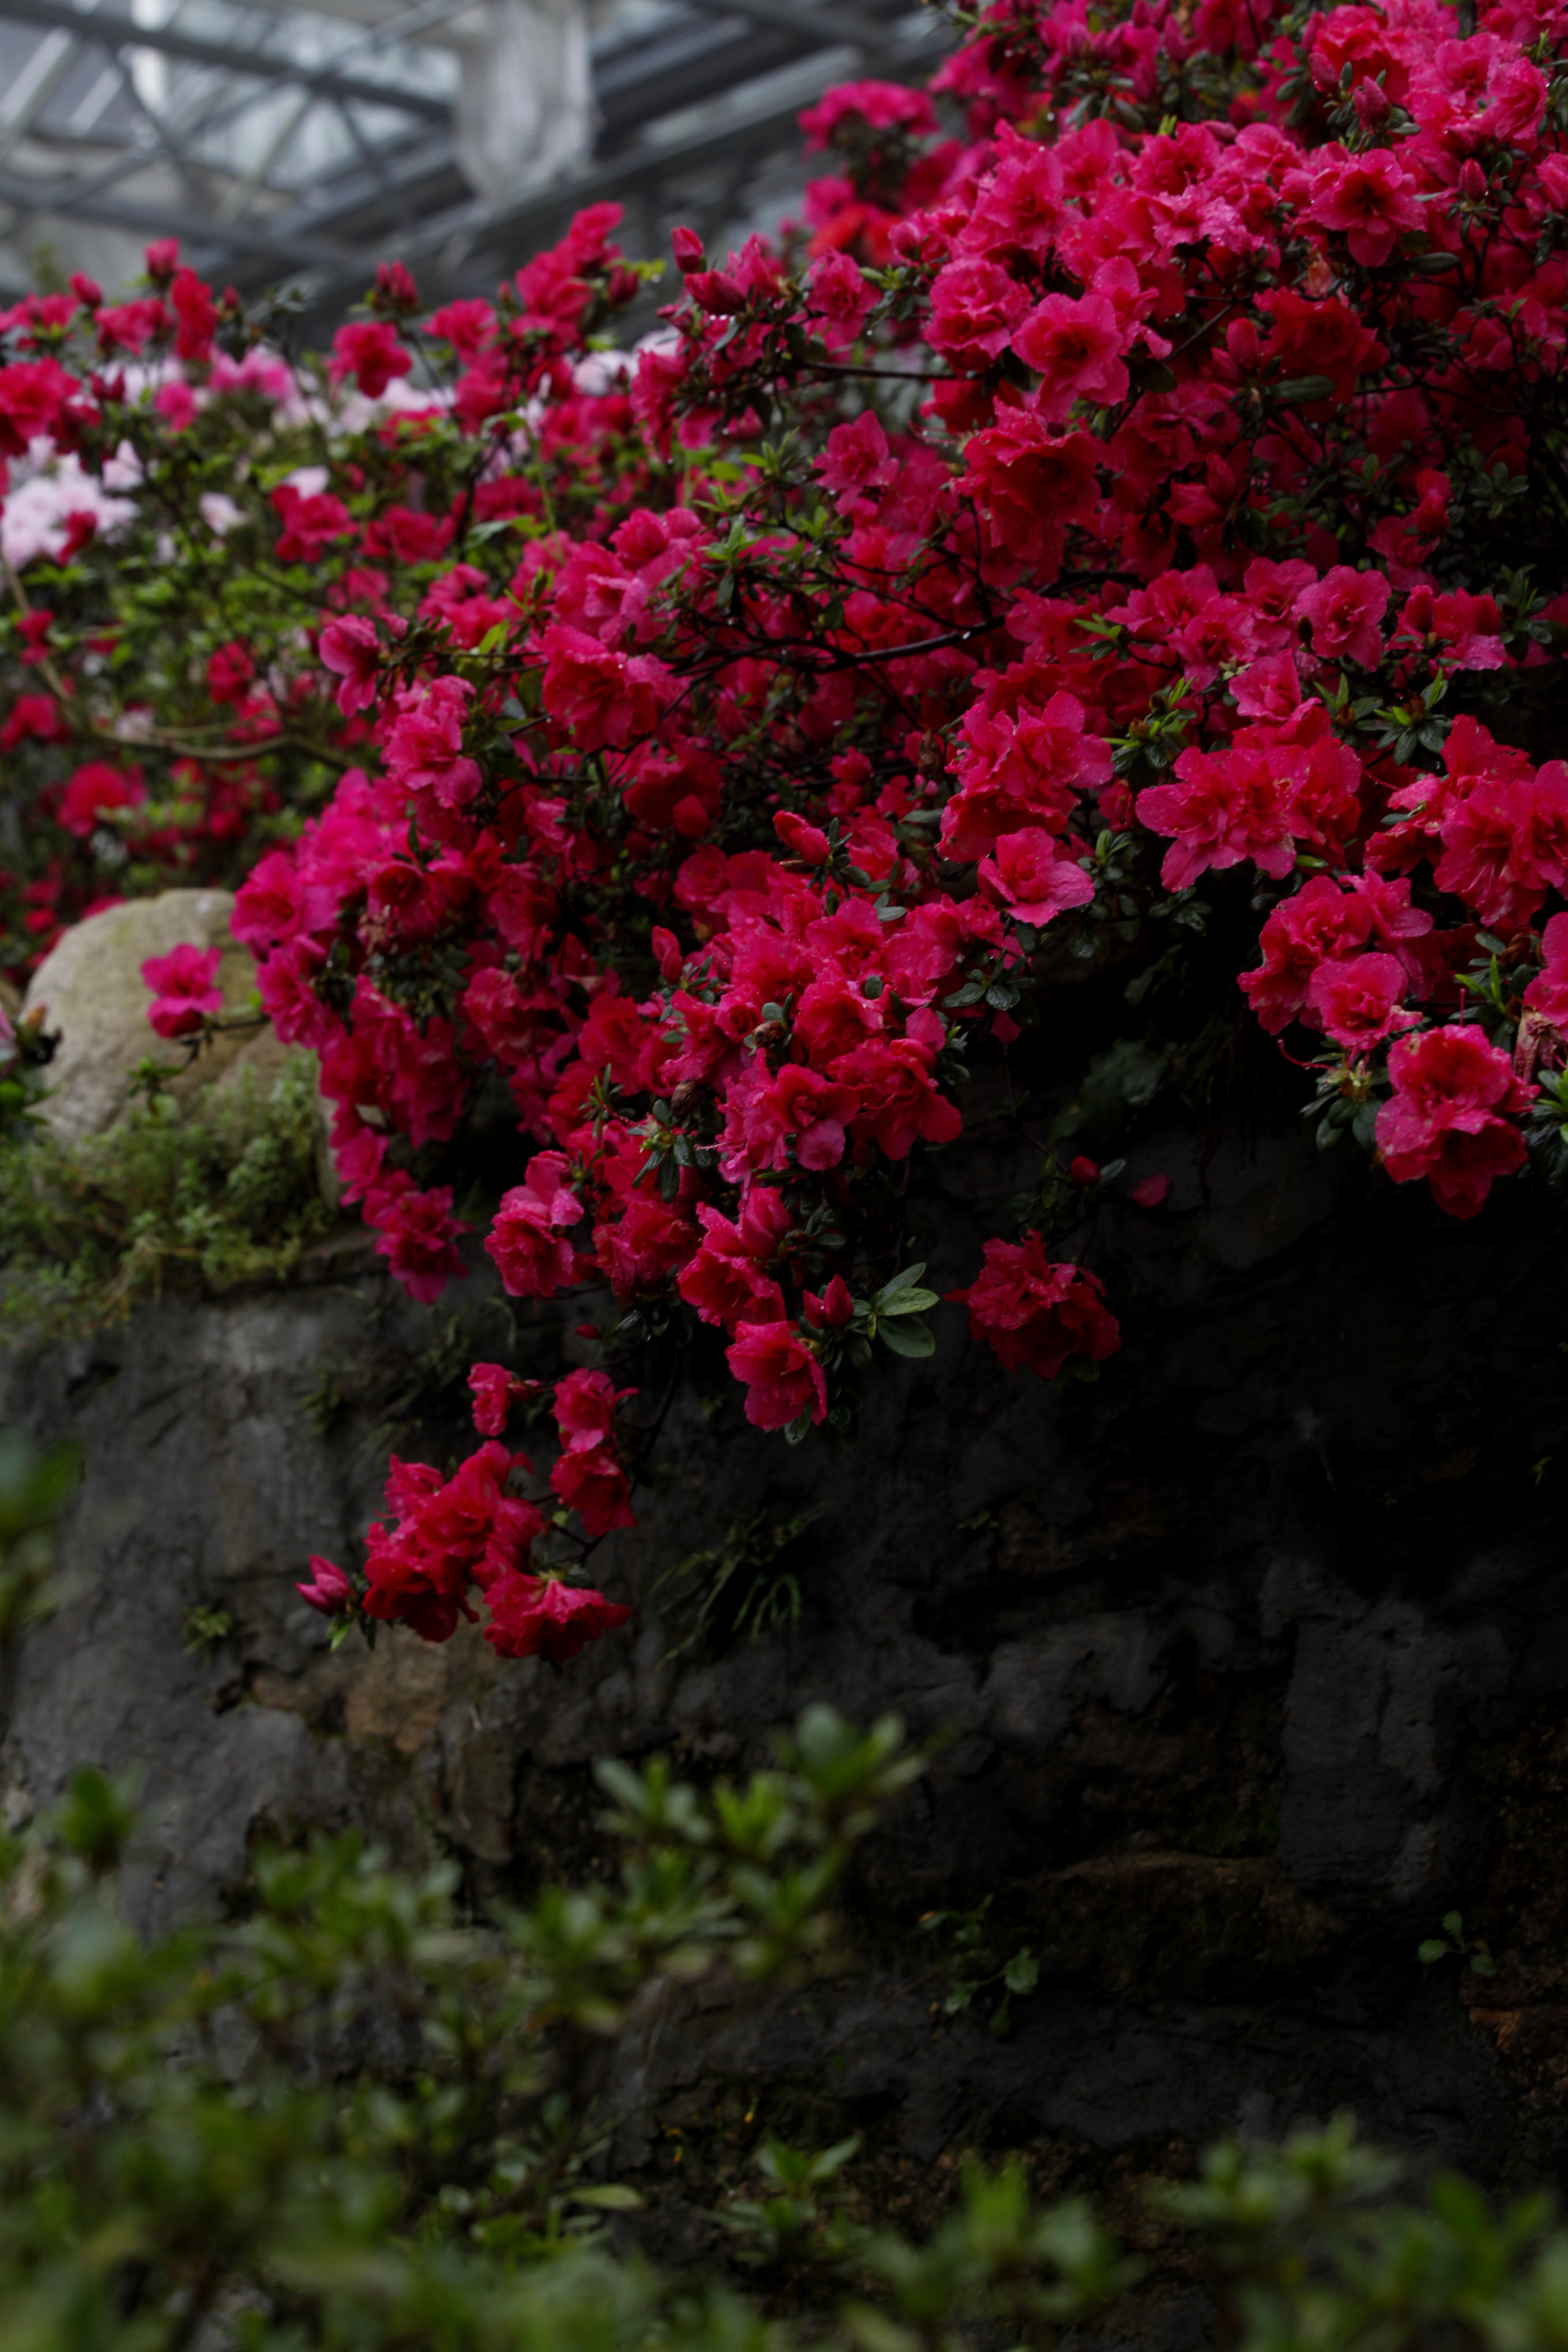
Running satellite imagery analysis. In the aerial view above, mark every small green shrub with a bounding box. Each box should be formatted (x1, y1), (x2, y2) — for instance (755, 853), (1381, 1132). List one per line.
(0, 1052), (336, 1337)
(919, 1894), (1039, 2038)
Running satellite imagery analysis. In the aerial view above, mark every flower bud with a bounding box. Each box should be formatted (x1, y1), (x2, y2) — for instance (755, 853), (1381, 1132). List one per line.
(670, 224), (706, 274)
(297, 1556), (354, 1613)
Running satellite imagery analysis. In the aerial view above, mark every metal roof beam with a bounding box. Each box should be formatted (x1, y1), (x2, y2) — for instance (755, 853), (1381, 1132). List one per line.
(0, 0), (476, 232)
(0, 24), (81, 163)
(595, 21), (834, 142)
(0, 0), (448, 116)
(0, 0), (949, 306)
(679, 0), (890, 50)
(246, 25), (797, 239)
(291, 9), (945, 298)
(270, 0), (919, 239)
(0, 157), (362, 265)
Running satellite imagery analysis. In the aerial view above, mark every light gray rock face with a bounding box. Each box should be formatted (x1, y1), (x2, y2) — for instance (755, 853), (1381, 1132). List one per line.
(3, 1115), (1567, 2231)
(21, 889), (261, 1143)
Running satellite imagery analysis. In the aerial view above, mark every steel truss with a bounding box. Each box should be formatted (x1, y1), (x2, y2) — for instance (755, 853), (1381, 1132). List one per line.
(0, 0), (948, 314)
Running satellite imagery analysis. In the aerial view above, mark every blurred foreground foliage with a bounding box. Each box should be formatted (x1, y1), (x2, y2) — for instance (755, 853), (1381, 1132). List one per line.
(3, 1425), (1568, 2352)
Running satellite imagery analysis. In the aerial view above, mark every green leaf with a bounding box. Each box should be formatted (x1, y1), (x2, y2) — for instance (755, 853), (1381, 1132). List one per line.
(879, 1318), (936, 1359)
(1003, 1950), (1039, 1997)
(1128, 353), (1177, 395)
(571, 2184), (646, 2210)
(1271, 374), (1338, 404)
(1418, 1939), (1450, 1964)
(877, 1289), (940, 1317)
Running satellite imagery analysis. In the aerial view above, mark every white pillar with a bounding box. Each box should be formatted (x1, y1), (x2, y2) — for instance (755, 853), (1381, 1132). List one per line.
(452, 0), (595, 204)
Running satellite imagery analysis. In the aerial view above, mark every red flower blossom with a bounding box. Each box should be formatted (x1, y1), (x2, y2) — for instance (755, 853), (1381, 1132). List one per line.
(553, 1366), (634, 1453)
(297, 1555), (354, 1614)
(141, 943), (223, 1038)
(385, 676), (481, 809)
(1434, 763), (1568, 929)
(272, 484), (352, 564)
(169, 267), (217, 363)
(1305, 952), (1419, 1053)
(1136, 745), (1296, 891)
(816, 411), (897, 508)
(928, 257), (1030, 370)
(538, 625), (673, 751)
(549, 1446), (635, 1536)
(728, 1063), (861, 1175)
(1241, 877), (1378, 1032)
(58, 760), (146, 840)
(942, 695), (1110, 861)
(206, 643), (254, 706)
(0, 358), (76, 454)
(1375, 1026), (1533, 1218)
(487, 1152), (584, 1297)
(484, 1573), (631, 1661)
(363, 1171), (469, 1304)
(977, 828), (1095, 925)
(809, 251), (877, 349)
(1298, 567), (1391, 668)
(595, 1191), (697, 1298)
(960, 412), (1099, 566)
(726, 1320), (828, 1430)
(1014, 291), (1129, 420)
(1304, 149), (1425, 267)
(329, 319), (412, 399)
(319, 615), (382, 716)
(949, 1234), (1121, 1381)
(1525, 912), (1568, 1027)
(0, 693), (67, 752)
(677, 1204), (788, 1330)
(469, 1362), (525, 1435)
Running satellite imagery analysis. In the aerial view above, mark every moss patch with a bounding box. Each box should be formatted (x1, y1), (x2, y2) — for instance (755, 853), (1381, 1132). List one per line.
(0, 1050), (336, 1337)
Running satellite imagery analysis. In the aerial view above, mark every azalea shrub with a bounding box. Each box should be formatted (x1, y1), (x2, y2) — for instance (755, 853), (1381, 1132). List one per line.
(6, 0), (1568, 1665)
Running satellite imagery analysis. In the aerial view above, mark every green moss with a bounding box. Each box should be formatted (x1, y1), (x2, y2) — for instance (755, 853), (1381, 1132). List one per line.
(0, 1051), (336, 1339)
(1183, 1797), (1280, 1858)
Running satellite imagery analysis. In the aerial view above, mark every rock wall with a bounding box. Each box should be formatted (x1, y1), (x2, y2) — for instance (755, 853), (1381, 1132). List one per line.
(5, 1113), (1568, 2240)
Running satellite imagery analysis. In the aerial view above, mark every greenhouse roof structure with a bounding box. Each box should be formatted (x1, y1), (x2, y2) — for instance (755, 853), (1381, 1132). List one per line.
(0, 0), (948, 311)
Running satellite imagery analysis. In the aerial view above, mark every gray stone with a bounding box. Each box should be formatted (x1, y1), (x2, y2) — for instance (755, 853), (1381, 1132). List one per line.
(22, 889), (266, 1144)
(3, 1110), (1568, 2227)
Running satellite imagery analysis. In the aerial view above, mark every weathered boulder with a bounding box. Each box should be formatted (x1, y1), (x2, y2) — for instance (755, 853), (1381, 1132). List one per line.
(21, 889), (267, 1144)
